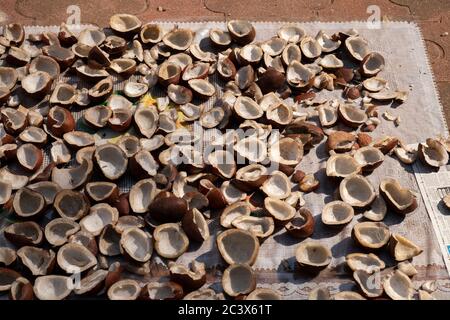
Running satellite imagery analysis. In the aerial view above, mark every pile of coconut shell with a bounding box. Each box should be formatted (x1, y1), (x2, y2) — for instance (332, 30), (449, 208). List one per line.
(0, 16), (448, 300)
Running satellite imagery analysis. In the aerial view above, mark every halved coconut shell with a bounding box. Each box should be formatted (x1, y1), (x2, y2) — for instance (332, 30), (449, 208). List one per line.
(339, 175), (375, 207)
(13, 187), (45, 218)
(33, 275), (72, 300)
(0, 248), (16, 267)
(383, 270), (413, 300)
(295, 242), (332, 272)
(69, 231), (98, 256)
(235, 65), (255, 90)
(4, 23), (25, 45)
(0, 67), (18, 90)
(338, 103), (368, 128)
(140, 23), (163, 44)
(83, 105), (112, 129)
(163, 28), (194, 51)
(153, 223), (189, 259)
(57, 242), (97, 274)
(239, 44), (263, 65)
(44, 218), (80, 246)
(10, 277), (33, 300)
(129, 178), (157, 213)
(352, 221), (390, 249)
(42, 45), (75, 69)
(220, 201), (252, 228)
(107, 279), (140, 300)
(326, 153), (360, 178)
(0, 167), (28, 190)
(78, 27), (106, 47)
(80, 203), (119, 236)
(234, 96), (263, 120)
(16, 144), (43, 172)
(115, 215), (145, 234)
(217, 229), (259, 265)
(0, 268), (21, 292)
(346, 252), (385, 273)
(363, 195), (387, 222)
(188, 79), (216, 98)
(300, 36), (322, 59)
(182, 208), (210, 242)
(261, 171), (291, 199)
(85, 181), (119, 204)
(77, 64), (109, 82)
(419, 138), (449, 168)
(1, 108), (27, 134)
(51, 159), (93, 190)
(88, 77), (113, 102)
(109, 14), (142, 35)
(322, 201), (354, 226)
(227, 20), (255, 45)
(222, 264), (256, 297)
(74, 269), (108, 296)
(47, 106), (75, 137)
(22, 71), (52, 97)
(235, 164), (268, 190)
(264, 197), (296, 224)
(389, 233), (423, 261)
(345, 36), (370, 61)
(134, 106), (158, 138)
(50, 83), (76, 106)
(286, 61), (313, 89)
(6, 47), (30, 66)
(95, 143), (128, 180)
(278, 25), (305, 43)
(379, 178), (417, 215)
(234, 136), (267, 163)
(232, 215), (274, 238)
(54, 190), (89, 221)
(183, 288), (224, 300)
(169, 260), (206, 291)
(354, 269), (383, 298)
(117, 135), (141, 157)
(284, 208), (314, 238)
(17, 246), (55, 276)
(109, 58), (136, 77)
(209, 28), (232, 48)
(19, 126), (47, 145)
(141, 281), (184, 300)
(361, 52), (385, 77)
(120, 227), (153, 262)
(354, 146), (384, 171)
(4, 221), (43, 246)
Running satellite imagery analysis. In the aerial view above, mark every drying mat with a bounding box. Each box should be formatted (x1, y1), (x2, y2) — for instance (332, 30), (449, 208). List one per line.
(1, 21), (449, 300)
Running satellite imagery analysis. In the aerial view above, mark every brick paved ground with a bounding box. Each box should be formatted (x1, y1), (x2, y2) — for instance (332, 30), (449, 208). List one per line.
(0, 0), (449, 126)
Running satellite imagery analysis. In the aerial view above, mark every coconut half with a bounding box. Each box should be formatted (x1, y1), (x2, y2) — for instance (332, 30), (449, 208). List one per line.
(300, 36), (322, 59)
(261, 171), (291, 199)
(80, 203), (119, 236)
(17, 246), (55, 276)
(13, 187), (45, 218)
(322, 201), (354, 226)
(134, 106), (158, 138)
(163, 28), (194, 51)
(169, 260), (206, 290)
(57, 243), (97, 274)
(383, 270), (414, 300)
(379, 178), (417, 215)
(222, 264), (256, 297)
(295, 242), (332, 272)
(44, 218), (80, 247)
(0, 67), (18, 90)
(227, 20), (255, 45)
(345, 36), (370, 61)
(264, 197), (296, 224)
(84, 106), (112, 129)
(51, 159), (93, 190)
(361, 52), (385, 76)
(232, 216), (275, 238)
(419, 138), (449, 168)
(10, 277), (33, 300)
(0, 248), (16, 267)
(389, 233), (423, 261)
(140, 23), (163, 44)
(326, 153), (361, 178)
(129, 178), (157, 214)
(339, 175), (376, 207)
(217, 229), (259, 265)
(153, 223), (189, 259)
(141, 281), (184, 300)
(353, 269), (384, 298)
(182, 208), (210, 242)
(346, 253), (385, 273)
(353, 222), (390, 249)
(120, 227), (153, 262)
(363, 195), (387, 222)
(33, 275), (72, 300)
(95, 143), (128, 180)
(109, 13), (141, 34)
(338, 103), (368, 127)
(85, 181), (119, 203)
(4, 221), (43, 246)
(107, 279), (141, 300)
(220, 201), (252, 228)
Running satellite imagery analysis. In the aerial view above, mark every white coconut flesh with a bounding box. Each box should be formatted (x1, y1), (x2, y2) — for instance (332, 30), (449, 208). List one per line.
(240, 45), (263, 62)
(155, 226), (188, 257)
(234, 97), (263, 119)
(221, 202), (252, 228)
(146, 283), (178, 299)
(264, 197), (295, 221)
(210, 29), (231, 45)
(80, 204), (118, 236)
(64, 132), (94, 147)
(159, 63), (180, 80)
(45, 219), (79, 246)
(363, 196), (387, 221)
(381, 180), (414, 209)
(261, 38), (286, 56)
(0, 67), (17, 89)
(218, 230), (258, 265)
(20, 127), (46, 143)
(0, 180), (12, 205)
(57, 243), (97, 273)
(52, 160), (91, 190)
(261, 171), (290, 199)
(278, 26), (305, 43)
(354, 269), (383, 297)
(95, 145), (127, 178)
(223, 265), (254, 295)
(17, 247), (54, 275)
(232, 216), (273, 237)
(135, 151), (159, 176)
(14, 188), (44, 216)
(346, 36), (370, 61)
(85, 107), (111, 126)
(234, 137), (267, 163)
(287, 61), (313, 85)
(354, 147), (384, 167)
(346, 253), (385, 273)
(34, 276), (72, 300)
(340, 104), (367, 123)
(108, 280), (140, 300)
(52, 85), (75, 103)
(322, 201), (354, 225)
(30, 56), (59, 78)
(383, 270), (413, 300)
(327, 154), (360, 177)
(296, 243), (331, 266)
(22, 72), (49, 93)
(301, 37), (321, 58)
(354, 222), (390, 248)
(121, 228), (152, 262)
(6, 222), (42, 244)
(363, 77), (387, 92)
(56, 192), (86, 219)
(318, 106), (337, 126)
(221, 182), (246, 203)
(340, 175), (375, 207)
(163, 29), (193, 50)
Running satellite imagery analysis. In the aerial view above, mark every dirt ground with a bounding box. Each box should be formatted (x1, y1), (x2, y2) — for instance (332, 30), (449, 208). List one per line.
(1, 0), (449, 127)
